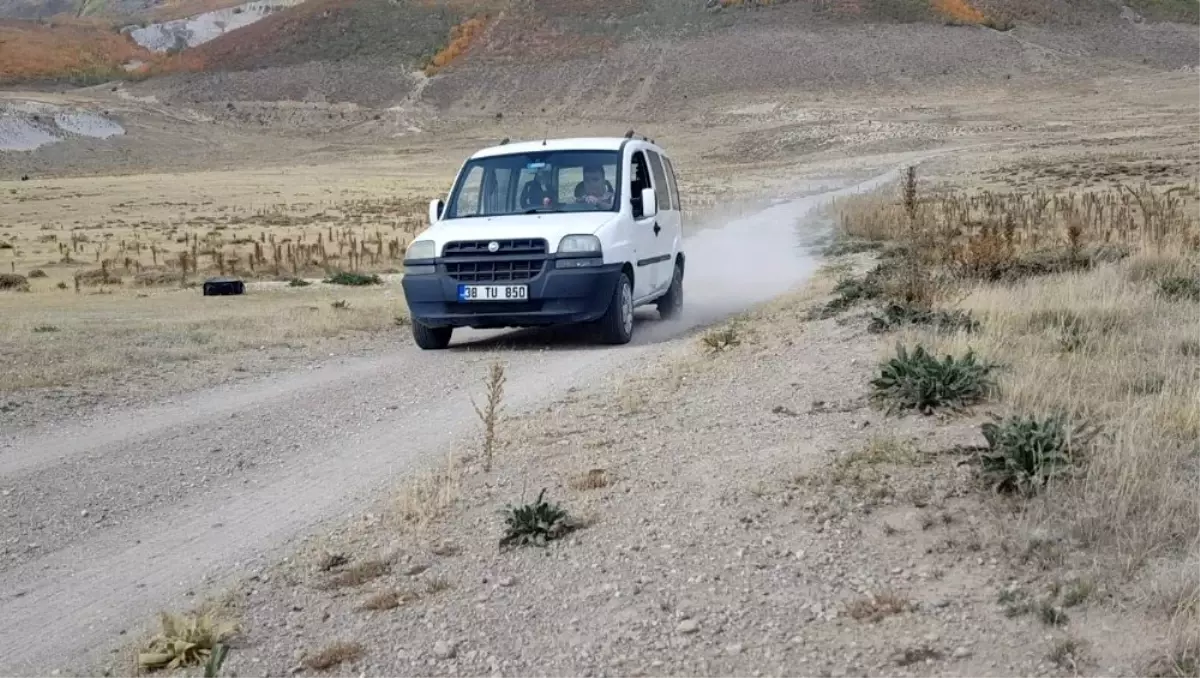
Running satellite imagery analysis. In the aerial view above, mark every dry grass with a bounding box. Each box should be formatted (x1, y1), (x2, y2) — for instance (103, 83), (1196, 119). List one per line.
(832, 166), (1200, 625)
(394, 451), (462, 532)
(0, 283), (407, 392)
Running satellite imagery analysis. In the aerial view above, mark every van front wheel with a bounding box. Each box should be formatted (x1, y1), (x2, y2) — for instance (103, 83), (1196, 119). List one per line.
(411, 322), (453, 350)
(595, 272), (634, 345)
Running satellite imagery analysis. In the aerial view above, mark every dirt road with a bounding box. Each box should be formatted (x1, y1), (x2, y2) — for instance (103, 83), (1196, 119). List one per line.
(0, 167), (907, 675)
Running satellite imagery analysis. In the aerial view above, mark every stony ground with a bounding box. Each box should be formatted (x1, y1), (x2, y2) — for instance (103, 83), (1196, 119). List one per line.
(150, 255), (1177, 678)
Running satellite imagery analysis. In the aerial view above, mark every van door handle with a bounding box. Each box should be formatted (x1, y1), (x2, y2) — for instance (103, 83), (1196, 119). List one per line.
(653, 222), (661, 236)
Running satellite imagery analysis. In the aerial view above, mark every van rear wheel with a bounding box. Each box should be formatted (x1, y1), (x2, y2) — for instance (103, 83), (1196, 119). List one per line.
(656, 261), (684, 320)
(595, 272), (634, 345)
(412, 322), (453, 350)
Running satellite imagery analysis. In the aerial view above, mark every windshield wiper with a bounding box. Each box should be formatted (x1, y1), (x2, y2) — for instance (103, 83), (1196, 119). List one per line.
(523, 207), (561, 214)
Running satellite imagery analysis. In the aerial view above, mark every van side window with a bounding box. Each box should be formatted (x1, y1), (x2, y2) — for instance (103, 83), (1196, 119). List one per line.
(663, 156), (681, 211)
(630, 150), (654, 218)
(646, 150), (673, 211)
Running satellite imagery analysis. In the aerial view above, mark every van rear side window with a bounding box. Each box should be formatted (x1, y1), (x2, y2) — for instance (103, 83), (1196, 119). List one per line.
(646, 151), (673, 211)
(662, 155), (681, 211)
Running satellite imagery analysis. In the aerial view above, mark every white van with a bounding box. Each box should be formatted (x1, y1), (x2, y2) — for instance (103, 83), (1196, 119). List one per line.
(400, 134), (686, 349)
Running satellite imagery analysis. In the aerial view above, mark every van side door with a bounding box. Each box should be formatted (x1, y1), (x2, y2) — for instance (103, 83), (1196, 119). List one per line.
(628, 149), (661, 300)
(644, 148), (678, 295)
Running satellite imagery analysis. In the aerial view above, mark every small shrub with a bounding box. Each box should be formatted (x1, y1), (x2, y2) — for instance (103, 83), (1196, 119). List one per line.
(846, 591), (911, 622)
(304, 641), (364, 671)
(870, 343), (1000, 414)
(979, 413), (1097, 496)
(137, 611), (237, 672)
(324, 271), (382, 286)
(0, 273), (29, 291)
(287, 277), (311, 287)
(26, 268), (47, 278)
(320, 559), (391, 589)
(1158, 276), (1200, 302)
(815, 269), (887, 317)
(32, 325), (58, 333)
(1048, 637), (1084, 669)
(701, 324), (742, 352)
(56, 281), (68, 290)
(569, 468), (611, 491)
(330, 300), (350, 310)
(867, 302), (980, 334)
(499, 488), (576, 550)
(823, 237), (884, 257)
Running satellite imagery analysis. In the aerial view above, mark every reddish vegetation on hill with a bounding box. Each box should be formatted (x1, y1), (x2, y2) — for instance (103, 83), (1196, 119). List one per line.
(423, 15), (488, 75)
(0, 18), (152, 84)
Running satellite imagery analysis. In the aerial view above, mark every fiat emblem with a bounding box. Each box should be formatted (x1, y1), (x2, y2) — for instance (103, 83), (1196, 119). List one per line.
(487, 241), (500, 253)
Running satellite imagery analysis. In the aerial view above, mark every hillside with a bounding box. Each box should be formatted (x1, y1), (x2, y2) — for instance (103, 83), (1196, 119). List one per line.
(0, 0), (1196, 94)
(0, 0), (1195, 163)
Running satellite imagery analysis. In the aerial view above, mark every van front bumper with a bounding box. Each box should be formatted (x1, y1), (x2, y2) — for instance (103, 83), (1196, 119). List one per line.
(402, 262), (623, 329)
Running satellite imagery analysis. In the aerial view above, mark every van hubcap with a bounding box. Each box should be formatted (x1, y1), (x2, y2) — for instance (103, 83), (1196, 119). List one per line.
(621, 281), (633, 335)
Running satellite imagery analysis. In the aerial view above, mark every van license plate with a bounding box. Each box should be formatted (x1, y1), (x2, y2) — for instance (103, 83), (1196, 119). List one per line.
(457, 284), (528, 302)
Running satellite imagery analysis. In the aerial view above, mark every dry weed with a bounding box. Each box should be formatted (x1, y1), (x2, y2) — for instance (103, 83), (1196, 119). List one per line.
(471, 361), (506, 472)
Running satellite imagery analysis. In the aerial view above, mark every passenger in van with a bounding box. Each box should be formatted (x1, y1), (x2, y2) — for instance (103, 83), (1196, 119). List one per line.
(574, 164), (615, 209)
(520, 169), (554, 209)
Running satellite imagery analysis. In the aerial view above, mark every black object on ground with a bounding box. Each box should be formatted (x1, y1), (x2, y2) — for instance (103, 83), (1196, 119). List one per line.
(203, 276), (245, 296)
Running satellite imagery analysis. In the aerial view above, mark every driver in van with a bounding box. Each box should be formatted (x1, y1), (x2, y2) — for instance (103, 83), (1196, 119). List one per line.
(575, 164), (614, 209)
(520, 168), (553, 209)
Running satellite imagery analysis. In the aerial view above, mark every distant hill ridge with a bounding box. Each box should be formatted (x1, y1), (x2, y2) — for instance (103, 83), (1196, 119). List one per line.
(0, 0), (1196, 115)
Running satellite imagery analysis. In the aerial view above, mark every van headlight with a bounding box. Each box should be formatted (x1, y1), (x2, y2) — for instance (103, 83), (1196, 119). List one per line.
(556, 235), (603, 269)
(557, 234), (601, 254)
(404, 239), (436, 275)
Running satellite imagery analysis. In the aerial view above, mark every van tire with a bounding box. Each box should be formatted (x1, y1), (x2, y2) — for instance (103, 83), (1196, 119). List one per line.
(596, 272), (634, 345)
(412, 322), (453, 350)
(656, 261), (684, 320)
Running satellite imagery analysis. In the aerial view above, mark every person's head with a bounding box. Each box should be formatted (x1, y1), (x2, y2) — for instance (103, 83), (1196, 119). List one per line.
(582, 164), (606, 196)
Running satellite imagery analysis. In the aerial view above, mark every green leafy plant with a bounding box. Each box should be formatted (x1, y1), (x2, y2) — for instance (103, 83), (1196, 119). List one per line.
(871, 343), (999, 414)
(204, 643), (230, 678)
(499, 488), (575, 550)
(979, 413), (1099, 496)
(324, 271), (382, 286)
(815, 270), (886, 318)
(867, 302), (980, 334)
(287, 277), (311, 287)
(137, 611), (237, 672)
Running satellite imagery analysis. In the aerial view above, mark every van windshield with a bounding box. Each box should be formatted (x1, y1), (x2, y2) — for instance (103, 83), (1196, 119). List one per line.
(442, 150), (621, 219)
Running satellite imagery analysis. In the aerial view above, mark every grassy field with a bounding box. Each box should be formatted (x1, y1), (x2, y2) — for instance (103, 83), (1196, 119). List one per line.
(824, 166), (1200, 670)
(0, 154), (462, 399)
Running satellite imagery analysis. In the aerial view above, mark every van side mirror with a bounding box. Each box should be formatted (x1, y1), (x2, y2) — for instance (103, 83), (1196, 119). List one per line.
(640, 187), (657, 219)
(428, 199), (444, 224)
